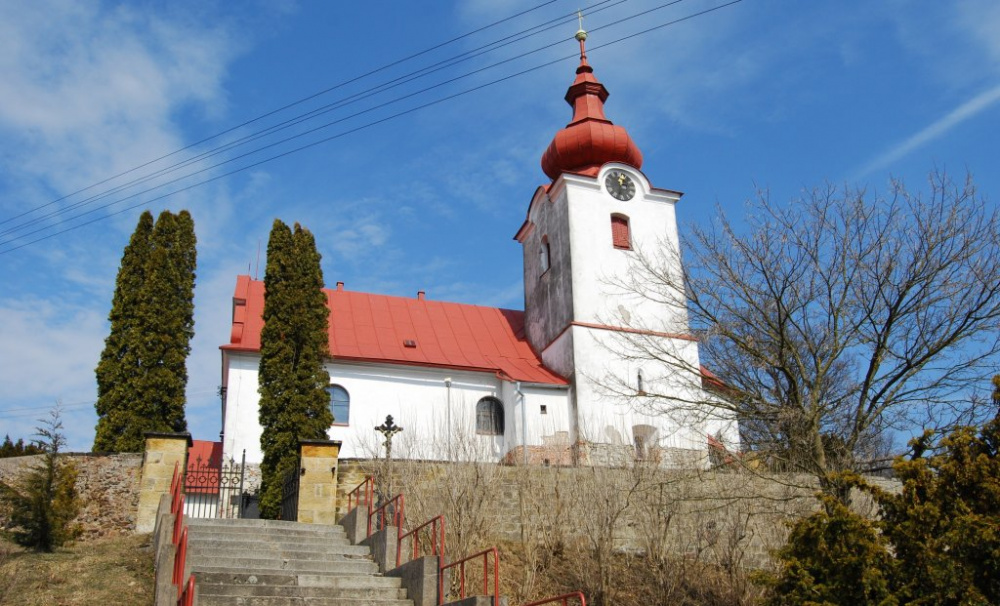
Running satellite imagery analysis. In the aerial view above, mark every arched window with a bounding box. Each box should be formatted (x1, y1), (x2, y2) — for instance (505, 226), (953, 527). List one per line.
(327, 384), (350, 425)
(540, 235), (551, 273)
(611, 214), (631, 250)
(476, 397), (504, 435)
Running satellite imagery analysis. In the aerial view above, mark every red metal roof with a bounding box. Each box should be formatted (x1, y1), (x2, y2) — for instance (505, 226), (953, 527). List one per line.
(222, 275), (567, 385)
(186, 440), (223, 495)
(188, 440), (222, 468)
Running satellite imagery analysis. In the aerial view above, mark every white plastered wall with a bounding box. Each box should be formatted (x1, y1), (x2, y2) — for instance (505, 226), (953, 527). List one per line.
(221, 353), (574, 464)
(561, 164), (688, 334)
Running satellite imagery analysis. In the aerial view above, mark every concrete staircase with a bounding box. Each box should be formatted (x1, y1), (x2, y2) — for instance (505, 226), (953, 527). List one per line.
(183, 518), (413, 606)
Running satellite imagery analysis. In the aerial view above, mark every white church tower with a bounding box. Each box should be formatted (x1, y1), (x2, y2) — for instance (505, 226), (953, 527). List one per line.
(515, 30), (715, 462)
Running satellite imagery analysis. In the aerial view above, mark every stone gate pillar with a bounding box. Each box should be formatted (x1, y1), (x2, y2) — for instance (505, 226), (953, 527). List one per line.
(136, 432), (191, 533)
(297, 439), (342, 525)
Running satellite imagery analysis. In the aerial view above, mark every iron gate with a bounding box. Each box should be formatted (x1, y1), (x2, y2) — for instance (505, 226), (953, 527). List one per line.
(184, 449), (252, 519)
(279, 461), (301, 521)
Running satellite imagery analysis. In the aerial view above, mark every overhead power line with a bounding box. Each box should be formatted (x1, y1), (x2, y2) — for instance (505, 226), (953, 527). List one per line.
(0, 0), (627, 242)
(0, 0), (584, 230)
(0, 388), (220, 418)
(0, 0), (744, 256)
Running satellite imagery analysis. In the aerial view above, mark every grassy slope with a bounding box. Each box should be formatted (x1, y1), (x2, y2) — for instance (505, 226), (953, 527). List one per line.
(0, 534), (153, 606)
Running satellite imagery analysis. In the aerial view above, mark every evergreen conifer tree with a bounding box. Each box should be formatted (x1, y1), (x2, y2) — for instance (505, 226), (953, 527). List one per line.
(93, 210), (196, 452)
(257, 219), (332, 519)
(0, 407), (81, 551)
(877, 417), (1000, 604)
(94, 211), (154, 451)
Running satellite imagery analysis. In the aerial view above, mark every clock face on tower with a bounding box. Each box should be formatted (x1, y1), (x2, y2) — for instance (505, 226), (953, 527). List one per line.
(605, 169), (636, 201)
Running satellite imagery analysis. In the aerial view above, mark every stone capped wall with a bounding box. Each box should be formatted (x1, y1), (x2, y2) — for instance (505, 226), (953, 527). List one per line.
(0, 452), (143, 539)
(334, 458), (900, 567)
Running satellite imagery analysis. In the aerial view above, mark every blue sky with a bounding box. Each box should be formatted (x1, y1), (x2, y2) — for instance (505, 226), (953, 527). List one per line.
(1, 0), (998, 451)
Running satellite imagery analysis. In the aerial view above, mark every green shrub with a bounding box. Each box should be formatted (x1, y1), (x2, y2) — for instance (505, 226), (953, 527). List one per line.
(0, 408), (81, 551)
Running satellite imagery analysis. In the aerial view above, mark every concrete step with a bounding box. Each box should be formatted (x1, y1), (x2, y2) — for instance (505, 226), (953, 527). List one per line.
(195, 572), (402, 589)
(185, 518), (343, 532)
(175, 518), (413, 606)
(188, 544), (372, 559)
(196, 597), (412, 606)
(197, 584), (408, 600)
(185, 519), (347, 538)
(189, 560), (380, 575)
(187, 533), (354, 548)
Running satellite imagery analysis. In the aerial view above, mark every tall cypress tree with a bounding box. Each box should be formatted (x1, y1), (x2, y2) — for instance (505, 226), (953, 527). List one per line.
(137, 210), (196, 434)
(257, 219), (332, 519)
(94, 211), (154, 451)
(93, 210), (196, 452)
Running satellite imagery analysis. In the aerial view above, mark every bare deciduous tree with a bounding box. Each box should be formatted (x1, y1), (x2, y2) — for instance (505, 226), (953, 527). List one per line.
(607, 172), (1000, 498)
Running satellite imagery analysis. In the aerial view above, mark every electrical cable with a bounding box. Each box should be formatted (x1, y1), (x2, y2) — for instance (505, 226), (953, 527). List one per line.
(0, 388), (220, 418)
(0, 0), (570, 229)
(0, 1), (625, 241)
(0, 0), (743, 256)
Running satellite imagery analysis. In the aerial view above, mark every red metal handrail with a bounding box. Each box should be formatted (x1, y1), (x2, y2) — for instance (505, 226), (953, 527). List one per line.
(439, 547), (500, 606)
(169, 461), (180, 500)
(177, 575), (196, 606)
(170, 472), (183, 516)
(520, 592), (586, 606)
(347, 476), (375, 512)
(347, 476), (376, 535)
(369, 493), (405, 538)
(397, 514), (445, 567)
(172, 527), (188, 589)
(172, 494), (185, 545)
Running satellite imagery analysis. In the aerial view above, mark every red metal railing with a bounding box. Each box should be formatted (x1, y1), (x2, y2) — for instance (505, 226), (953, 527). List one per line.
(369, 493), (405, 538)
(168, 460), (196, 606)
(347, 476), (376, 535)
(177, 575), (196, 606)
(172, 527), (188, 588)
(172, 493), (185, 544)
(347, 476), (375, 512)
(439, 547), (500, 606)
(397, 515), (445, 567)
(170, 462), (180, 498)
(521, 592), (586, 606)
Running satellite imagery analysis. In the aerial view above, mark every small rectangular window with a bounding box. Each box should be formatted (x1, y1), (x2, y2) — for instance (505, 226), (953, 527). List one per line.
(540, 404), (548, 414)
(611, 215), (631, 249)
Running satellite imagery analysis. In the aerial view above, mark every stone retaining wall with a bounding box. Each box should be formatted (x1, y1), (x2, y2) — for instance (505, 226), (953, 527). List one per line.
(334, 458), (899, 567)
(0, 452), (142, 539)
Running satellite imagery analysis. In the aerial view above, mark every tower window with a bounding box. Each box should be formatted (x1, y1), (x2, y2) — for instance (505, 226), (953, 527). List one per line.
(611, 215), (631, 250)
(540, 236), (551, 273)
(327, 384), (350, 425)
(476, 396), (505, 435)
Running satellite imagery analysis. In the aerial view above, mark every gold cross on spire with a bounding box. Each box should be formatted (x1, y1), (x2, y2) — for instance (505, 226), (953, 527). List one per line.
(575, 9), (588, 42)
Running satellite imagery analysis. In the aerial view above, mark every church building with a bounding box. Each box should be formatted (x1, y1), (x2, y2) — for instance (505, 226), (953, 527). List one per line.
(219, 32), (738, 466)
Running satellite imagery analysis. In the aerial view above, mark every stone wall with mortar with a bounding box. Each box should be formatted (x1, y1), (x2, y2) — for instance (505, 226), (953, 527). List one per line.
(335, 458), (900, 567)
(0, 452), (142, 539)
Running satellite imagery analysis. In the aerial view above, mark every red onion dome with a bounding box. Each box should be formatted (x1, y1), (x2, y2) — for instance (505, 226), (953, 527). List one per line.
(540, 38), (643, 180)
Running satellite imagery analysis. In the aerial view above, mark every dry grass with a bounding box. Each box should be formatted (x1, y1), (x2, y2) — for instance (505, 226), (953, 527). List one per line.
(0, 534), (153, 606)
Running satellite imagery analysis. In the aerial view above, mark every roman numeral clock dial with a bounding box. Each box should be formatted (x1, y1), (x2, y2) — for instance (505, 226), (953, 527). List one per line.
(605, 169), (636, 201)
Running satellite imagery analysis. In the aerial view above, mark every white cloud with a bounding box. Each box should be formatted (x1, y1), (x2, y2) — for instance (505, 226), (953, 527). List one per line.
(0, 0), (237, 201)
(854, 84), (1000, 178)
(0, 0), (249, 448)
(0, 299), (105, 402)
(954, 0), (1000, 66)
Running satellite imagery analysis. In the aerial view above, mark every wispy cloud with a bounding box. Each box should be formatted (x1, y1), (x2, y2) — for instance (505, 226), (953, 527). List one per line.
(854, 84), (1000, 179)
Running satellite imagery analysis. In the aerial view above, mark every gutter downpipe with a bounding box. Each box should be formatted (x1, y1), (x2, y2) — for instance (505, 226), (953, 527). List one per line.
(516, 381), (527, 465)
(445, 377), (453, 461)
